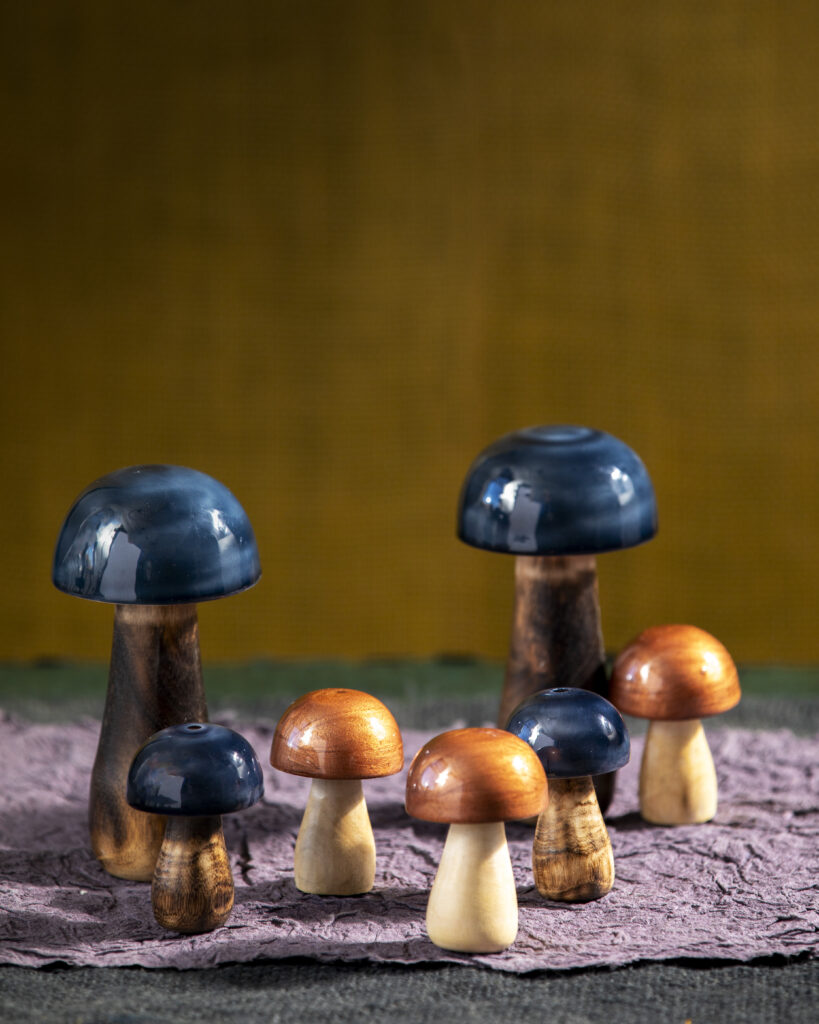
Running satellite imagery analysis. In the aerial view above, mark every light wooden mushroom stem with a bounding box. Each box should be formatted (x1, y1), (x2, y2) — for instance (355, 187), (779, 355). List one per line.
(91, 603), (208, 880)
(294, 778), (376, 895)
(426, 822), (518, 953)
(639, 719), (718, 825)
(151, 815), (234, 933)
(532, 776), (614, 902)
(501, 555), (614, 813)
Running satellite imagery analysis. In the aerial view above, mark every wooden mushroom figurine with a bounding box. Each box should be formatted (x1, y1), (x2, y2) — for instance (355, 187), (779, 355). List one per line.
(405, 727), (547, 953)
(506, 687), (630, 903)
(457, 425), (656, 812)
(270, 688), (403, 896)
(127, 722), (263, 933)
(52, 465), (261, 880)
(610, 624), (740, 825)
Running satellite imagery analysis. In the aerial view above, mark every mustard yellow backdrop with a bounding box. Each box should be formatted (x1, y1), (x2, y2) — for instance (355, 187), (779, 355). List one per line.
(1, 2), (817, 664)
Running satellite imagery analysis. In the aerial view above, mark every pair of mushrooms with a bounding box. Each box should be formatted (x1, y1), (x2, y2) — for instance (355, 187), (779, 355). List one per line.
(271, 692), (554, 955)
(52, 465), (262, 882)
(121, 687), (402, 936)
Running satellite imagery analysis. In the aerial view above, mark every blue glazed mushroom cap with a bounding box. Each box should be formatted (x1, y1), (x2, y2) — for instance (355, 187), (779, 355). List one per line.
(127, 723), (264, 816)
(506, 687), (630, 779)
(52, 465), (261, 604)
(457, 425), (657, 556)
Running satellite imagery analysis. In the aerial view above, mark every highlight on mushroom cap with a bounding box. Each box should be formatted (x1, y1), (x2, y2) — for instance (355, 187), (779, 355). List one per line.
(405, 727), (547, 824)
(52, 464), (261, 604)
(506, 687), (630, 779)
(270, 688), (404, 780)
(127, 722), (264, 817)
(457, 425), (657, 556)
(610, 624), (741, 721)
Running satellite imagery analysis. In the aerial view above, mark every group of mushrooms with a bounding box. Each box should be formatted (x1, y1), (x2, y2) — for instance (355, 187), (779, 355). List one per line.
(51, 427), (740, 952)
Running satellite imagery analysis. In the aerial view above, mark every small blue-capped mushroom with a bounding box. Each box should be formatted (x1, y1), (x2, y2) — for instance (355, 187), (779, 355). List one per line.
(458, 425), (655, 811)
(52, 465), (261, 882)
(128, 722), (264, 933)
(507, 687), (630, 903)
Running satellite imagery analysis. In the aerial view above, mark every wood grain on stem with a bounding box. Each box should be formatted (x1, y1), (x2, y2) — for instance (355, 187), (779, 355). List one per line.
(151, 815), (234, 933)
(532, 775), (614, 902)
(90, 604), (208, 880)
(501, 555), (614, 813)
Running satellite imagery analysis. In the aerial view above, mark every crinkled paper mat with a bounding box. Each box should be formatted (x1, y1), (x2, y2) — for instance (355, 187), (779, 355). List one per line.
(0, 714), (816, 972)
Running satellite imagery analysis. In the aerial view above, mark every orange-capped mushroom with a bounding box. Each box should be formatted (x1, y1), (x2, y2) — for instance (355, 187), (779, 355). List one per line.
(271, 689), (403, 895)
(405, 728), (547, 953)
(610, 625), (740, 824)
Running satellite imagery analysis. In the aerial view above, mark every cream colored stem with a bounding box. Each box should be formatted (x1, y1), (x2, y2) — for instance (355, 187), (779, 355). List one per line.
(294, 778), (376, 895)
(426, 822), (518, 954)
(532, 775), (614, 902)
(640, 719), (718, 825)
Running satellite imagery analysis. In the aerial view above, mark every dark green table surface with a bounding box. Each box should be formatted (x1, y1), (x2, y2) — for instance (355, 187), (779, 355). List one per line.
(1, 659), (817, 1024)
(2, 657), (818, 731)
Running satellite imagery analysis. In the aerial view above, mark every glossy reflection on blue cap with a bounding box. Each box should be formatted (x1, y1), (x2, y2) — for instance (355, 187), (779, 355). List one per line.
(52, 465), (261, 604)
(127, 723), (264, 816)
(457, 425), (657, 556)
(506, 687), (630, 779)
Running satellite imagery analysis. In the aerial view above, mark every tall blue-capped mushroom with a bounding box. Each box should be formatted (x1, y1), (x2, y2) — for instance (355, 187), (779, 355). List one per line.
(52, 465), (261, 881)
(506, 687), (630, 902)
(457, 425), (655, 811)
(128, 722), (263, 933)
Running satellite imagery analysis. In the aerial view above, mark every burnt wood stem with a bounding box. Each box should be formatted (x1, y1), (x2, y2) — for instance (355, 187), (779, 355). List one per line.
(499, 555), (614, 812)
(151, 815), (234, 933)
(90, 604), (209, 880)
(532, 775), (614, 903)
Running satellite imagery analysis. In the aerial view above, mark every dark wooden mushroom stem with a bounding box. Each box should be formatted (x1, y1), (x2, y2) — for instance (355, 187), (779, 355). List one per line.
(91, 604), (209, 881)
(500, 554), (614, 811)
(532, 776), (614, 902)
(151, 815), (234, 933)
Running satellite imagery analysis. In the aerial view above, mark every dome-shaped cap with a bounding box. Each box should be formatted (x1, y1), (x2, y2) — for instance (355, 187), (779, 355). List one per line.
(505, 688), (630, 779)
(457, 425), (657, 556)
(610, 624), (741, 721)
(52, 465), (261, 604)
(271, 689), (404, 780)
(405, 727), (547, 824)
(127, 722), (264, 816)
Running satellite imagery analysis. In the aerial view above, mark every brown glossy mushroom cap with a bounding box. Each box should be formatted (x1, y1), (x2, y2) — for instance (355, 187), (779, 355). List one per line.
(270, 689), (404, 780)
(610, 624), (741, 721)
(405, 727), (547, 824)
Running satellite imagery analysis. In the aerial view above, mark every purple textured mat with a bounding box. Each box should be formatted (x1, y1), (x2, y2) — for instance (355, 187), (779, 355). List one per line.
(0, 713), (816, 971)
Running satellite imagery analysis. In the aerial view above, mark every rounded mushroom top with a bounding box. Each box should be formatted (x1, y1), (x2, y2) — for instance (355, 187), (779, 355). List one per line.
(270, 689), (404, 780)
(127, 723), (264, 816)
(457, 425), (657, 556)
(609, 624), (741, 721)
(52, 465), (261, 604)
(405, 727), (547, 824)
(506, 688), (630, 779)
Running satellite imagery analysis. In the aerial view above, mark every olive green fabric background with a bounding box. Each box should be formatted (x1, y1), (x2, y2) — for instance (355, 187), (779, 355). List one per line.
(1, 1), (817, 664)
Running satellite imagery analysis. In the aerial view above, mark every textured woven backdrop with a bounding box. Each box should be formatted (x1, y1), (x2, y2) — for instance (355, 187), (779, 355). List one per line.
(2, 1), (819, 666)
